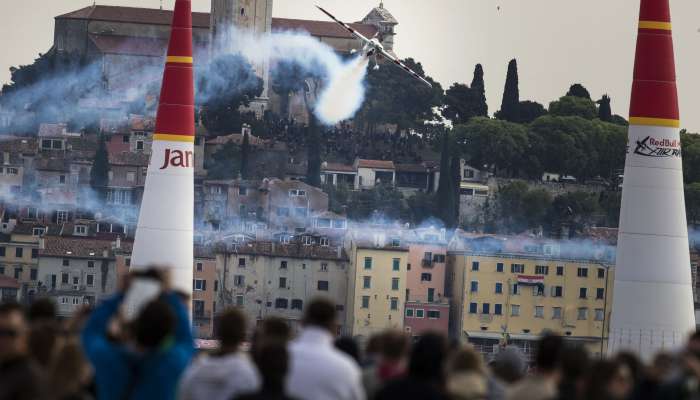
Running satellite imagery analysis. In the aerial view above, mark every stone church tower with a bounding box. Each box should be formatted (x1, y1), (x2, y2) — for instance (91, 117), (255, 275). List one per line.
(210, 0), (273, 113)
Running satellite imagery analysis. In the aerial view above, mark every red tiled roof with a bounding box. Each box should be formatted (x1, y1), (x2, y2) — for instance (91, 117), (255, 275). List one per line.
(89, 34), (167, 57)
(40, 236), (132, 258)
(357, 159), (395, 170)
(58, 5), (377, 39)
(109, 152), (150, 166)
(0, 276), (20, 289)
(322, 162), (355, 173)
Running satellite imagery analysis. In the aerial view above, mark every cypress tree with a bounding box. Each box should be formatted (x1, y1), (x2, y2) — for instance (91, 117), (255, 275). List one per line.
(597, 94), (612, 122)
(306, 114), (321, 187)
(437, 132), (456, 227)
(240, 130), (250, 179)
(90, 134), (110, 202)
(450, 150), (462, 225)
(566, 83), (591, 99)
(497, 59), (520, 122)
(470, 64), (488, 117)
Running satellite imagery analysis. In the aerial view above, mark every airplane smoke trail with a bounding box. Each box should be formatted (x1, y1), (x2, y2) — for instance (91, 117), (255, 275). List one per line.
(314, 56), (368, 125)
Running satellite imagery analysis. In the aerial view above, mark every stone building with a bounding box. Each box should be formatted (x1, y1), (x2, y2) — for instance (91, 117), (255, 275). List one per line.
(193, 245), (218, 338)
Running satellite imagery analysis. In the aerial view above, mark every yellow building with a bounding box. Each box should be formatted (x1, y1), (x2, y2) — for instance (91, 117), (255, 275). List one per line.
(346, 229), (408, 339)
(447, 233), (615, 359)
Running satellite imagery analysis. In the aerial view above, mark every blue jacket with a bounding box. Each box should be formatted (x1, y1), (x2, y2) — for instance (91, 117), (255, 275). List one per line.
(81, 293), (194, 400)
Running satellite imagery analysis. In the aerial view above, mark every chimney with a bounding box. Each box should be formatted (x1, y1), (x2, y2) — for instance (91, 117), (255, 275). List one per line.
(115, 236), (121, 250)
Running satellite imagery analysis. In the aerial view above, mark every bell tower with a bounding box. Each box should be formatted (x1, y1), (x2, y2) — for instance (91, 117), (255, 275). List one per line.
(210, 0), (273, 114)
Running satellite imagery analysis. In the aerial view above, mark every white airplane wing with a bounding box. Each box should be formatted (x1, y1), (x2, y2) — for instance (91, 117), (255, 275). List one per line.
(378, 48), (433, 88)
(316, 5), (372, 45)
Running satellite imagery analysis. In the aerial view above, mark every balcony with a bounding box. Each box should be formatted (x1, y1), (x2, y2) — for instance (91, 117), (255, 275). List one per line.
(193, 311), (212, 321)
(421, 259), (433, 268)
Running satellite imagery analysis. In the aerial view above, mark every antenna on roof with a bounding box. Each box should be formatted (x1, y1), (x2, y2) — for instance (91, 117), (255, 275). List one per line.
(379, 1), (384, 8)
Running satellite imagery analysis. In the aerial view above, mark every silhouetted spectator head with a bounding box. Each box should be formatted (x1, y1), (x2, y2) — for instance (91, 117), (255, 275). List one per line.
(259, 316), (291, 343)
(491, 346), (526, 383)
(335, 336), (360, 364)
(28, 320), (58, 368)
(0, 302), (28, 361)
(408, 332), (448, 382)
(303, 298), (336, 332)
(131, 297), (175, 350)
(535, 334), (564, 373)
(449, 345), (484, 374)
(27, 298), (56, 322)
(615, 351), (643, 386)
(365, 333), (384, 362)
(381, 329), (409, 362)
(585, 360), (633, 400)
(560, 345), (590, 381)
(216, 307), (247, 351)
(253, 341), (289, 391)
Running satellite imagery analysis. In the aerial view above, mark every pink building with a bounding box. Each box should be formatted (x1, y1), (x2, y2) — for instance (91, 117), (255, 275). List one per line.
(404, 228), (450, 336)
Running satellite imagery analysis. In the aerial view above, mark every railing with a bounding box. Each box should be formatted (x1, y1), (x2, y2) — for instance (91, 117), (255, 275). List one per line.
(422, 259), (433, 268)
(193, 311), (212, 320)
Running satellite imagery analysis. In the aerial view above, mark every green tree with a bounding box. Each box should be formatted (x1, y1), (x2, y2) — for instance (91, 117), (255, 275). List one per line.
(492, 181), (552, 233)
(681, 131), (700, 184)
(240, 131), (250, 179)
(206, 141), (241, 179)
(599, 190), (621, 227)
(357, 58), (444, 133)
(597, 94), (612, 122)
(566, 83), (591, 99)
(685, 183), (700, 226)
(517, 100), (547, 123)
(443, 83), (476, 124)
(546, 191), (601, 236)
(198, 54), (264, 134)
(270, 60), (318, 118)
(406, 191), (438, 225)
(436, 132), (457, 227)
(549, 96), (597, 119)
(306, 114), (322, 187)
(90, 134), (110, 202)
(495, 59), (520, 122)
(470, 64), (488, 117)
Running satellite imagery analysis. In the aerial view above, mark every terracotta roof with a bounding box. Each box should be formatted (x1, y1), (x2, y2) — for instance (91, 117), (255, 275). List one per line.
(395, 164), (428, 173)
(57, 5), (377, 39)
(356, 159), (395, 170)
(217, 240), (348, 261)
(35, 157), (69, 172)
(12, 223), (60, 236)
(38, 123), (69, 137)
(0, 276), (20, 289)
(109, 152), (150, 166)
(322, 162), (355, 173)
(0, 137), (37, 155)
(89, 34), (167, 57)
(40, 236), (132, 258)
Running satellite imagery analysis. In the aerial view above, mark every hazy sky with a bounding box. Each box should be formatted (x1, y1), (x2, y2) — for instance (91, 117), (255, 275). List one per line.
(2, 0), (700, 129)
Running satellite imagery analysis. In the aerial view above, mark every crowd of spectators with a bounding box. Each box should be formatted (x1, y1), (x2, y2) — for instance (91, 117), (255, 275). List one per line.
(1, 269), (700, 400)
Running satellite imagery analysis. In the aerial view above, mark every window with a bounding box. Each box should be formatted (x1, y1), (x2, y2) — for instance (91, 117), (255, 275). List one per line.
(238, 258), (246, 267)
(125, 258), (131, 267)
(295, 207), (308, 217)
(427, 288), (435, 302)
(469, 302), (478, 314)
(364, 257), (372, 269)
(280, 261), (288, 269)
(496, 263), (504, 272)
(390, 297), (398, 310)
(494, 304), (503, 315)
(0, 247), (5, 257)
(433, 254), (446, 263)
(405, 308), (414, 317)
(363, 276), (371, 289)
(72, 298), (80, 305)
(234, 275), (245, 287)
(533, 285), (544, 296)
(31, 249), (38, 259)
(302, 236), (313, 246)
(235, 295), (244, 306)
(86, 274), (94, 286)
(279, 277), (287, 289)
(577, 307), (588, 320)
(332, 219), (346, 229)
(72, 276), (79, 285)
(595, 308), (604, 321)
(276, 207), (290, 217)
(391, 278), (399, 291)
(59, 175), (66, 184)
(320, 263), (328, 271)
(552, 307), (562, 319)
(239, 187), (248, 196)
(56, 211), (69, 224)
(275, 298), (288, 309)
(511, 283), (520, 295)
(0, 267), (3, 275)
(552, 286), (563, 297)
(196, 262), (203, 272)
(320, 237), (329, 246)
(290, 299), (303, 310)
(577, 267), (588, 277)
(317, 218), (331, 228)
(469, 281), (478, 293)
(126, 171), (136, 182)
(30, 268), (37, 281)
(421, 273), (432, 282)
(32, 228), (45, 237)
(289, 189), (307, 197)
(535, 306), (544, 318)
(557, 266), (564, 276)
(6, 167), (17, 175)
(415, 309), (425, 318)
(427, 310), (440, 319)
(391, 238), (401, 247)
(392, 258), (400, 271)
(495, 282), (503, 294)
(511, 264), (525, 273)
(61, 273), (69, 284)
(579, 288), (588, 299)
(194, 279), (206, 291)
(596, 288), (605, 299)
(598, 268), (605, 279)
(13, 268), (21, 279)
(318, 280), (329, 291)
(136, 140), (144, 151)
(482, 303), (490, 314)
(511, 304), (520, 316)
(62, 259), (70, 267)
(535, 265), (549, 275)
(472, 261), (480, 271)
(15, 248), (22, 258)
(361, 296), (370, 308)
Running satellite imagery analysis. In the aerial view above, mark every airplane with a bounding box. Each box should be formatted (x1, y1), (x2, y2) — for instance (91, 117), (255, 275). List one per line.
(315, 5), (433, 88)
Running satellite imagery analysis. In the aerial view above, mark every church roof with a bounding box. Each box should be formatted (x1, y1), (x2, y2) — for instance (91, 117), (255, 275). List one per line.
(59, 5), (378, 39)
(363, 3), (398, 25)
(89, 34), (167, 57)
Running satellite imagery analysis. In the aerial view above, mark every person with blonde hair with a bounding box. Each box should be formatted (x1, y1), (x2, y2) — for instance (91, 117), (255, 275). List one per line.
(48, 337), (94, 400)
(447, 345), (488, 400)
